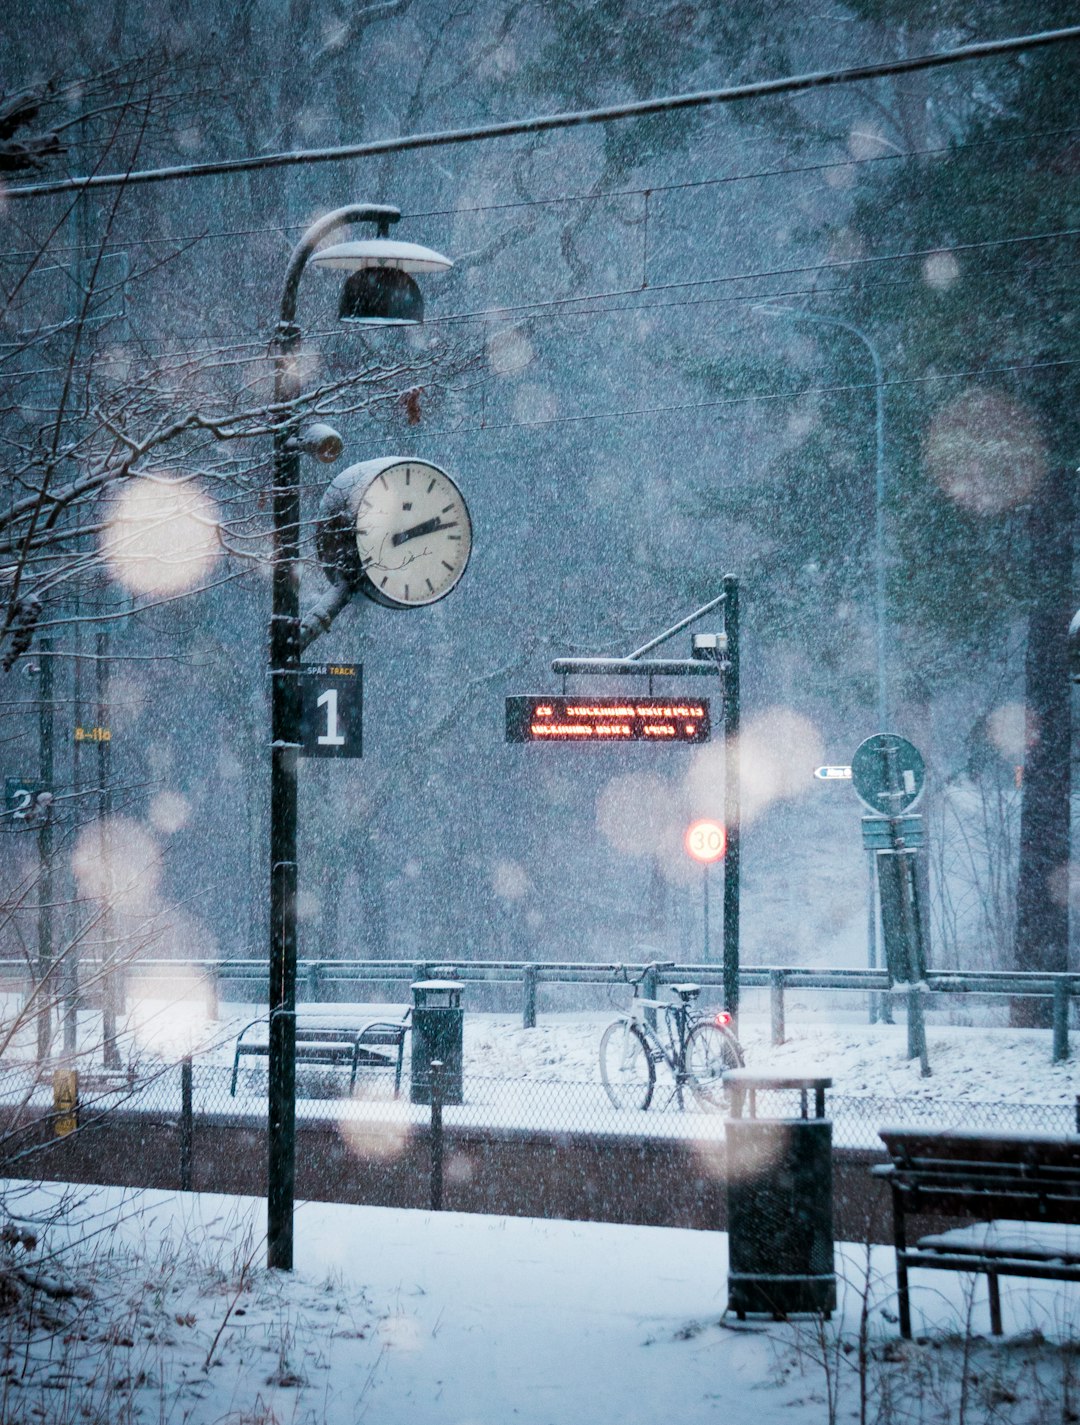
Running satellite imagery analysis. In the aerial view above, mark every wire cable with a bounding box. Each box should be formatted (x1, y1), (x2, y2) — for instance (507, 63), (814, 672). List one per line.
(7, 25), (1080, 200)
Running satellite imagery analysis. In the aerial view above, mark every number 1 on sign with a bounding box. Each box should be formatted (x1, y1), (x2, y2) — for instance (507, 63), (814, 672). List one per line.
(316, 689), (346, 747)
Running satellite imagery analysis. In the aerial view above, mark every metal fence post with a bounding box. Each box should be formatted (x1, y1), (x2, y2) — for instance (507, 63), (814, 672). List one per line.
(522, 965), (537, 1029)
(204, 965), (219, 1022)
(180, 1056), (193, 1191)
(430, 1059), (444, 1211)
(907, 985), (930, 1077)
(642, 964), (659, 1033)
(1053, 978), (1070, 1063)
(769, 970), (785, 1045)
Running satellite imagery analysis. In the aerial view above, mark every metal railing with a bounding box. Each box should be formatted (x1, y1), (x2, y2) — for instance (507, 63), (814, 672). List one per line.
(0, 955), (1077, 1062)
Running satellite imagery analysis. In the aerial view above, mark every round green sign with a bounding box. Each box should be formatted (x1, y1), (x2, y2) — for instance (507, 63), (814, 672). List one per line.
(850, 734), (925, 814)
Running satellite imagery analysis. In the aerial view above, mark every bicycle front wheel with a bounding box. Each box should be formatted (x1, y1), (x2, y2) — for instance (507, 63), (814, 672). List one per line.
(599, 1020), (655, 1110)
(685, 1021), (743, 1109)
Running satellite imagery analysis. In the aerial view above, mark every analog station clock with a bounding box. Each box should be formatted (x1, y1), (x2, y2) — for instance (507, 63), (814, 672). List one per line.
(317, 457), (473, 608)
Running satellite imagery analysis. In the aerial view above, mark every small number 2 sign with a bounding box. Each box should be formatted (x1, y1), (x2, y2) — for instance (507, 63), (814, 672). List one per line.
(299, 663), (362, 759)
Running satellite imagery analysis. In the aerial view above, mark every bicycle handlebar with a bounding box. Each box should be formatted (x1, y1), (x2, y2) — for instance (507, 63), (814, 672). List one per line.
(614, 960), (677, 989)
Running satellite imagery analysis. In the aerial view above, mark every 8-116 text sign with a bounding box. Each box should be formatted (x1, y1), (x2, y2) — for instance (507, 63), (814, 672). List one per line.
(506, 695), (710, 744)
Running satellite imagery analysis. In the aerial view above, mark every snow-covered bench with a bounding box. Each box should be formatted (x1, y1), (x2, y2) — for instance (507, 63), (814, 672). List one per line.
(229, 1007), (410, 1098)
(875, 1127), (1080, 1337)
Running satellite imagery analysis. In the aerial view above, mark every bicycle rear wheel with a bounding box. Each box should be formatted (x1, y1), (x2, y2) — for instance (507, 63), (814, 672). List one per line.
(685, 1021), (743, 1109)
(599, 1020), (655, 1110)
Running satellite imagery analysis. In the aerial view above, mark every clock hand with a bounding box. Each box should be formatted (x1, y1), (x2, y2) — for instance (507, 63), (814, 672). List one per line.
(390, 516), (457, 547)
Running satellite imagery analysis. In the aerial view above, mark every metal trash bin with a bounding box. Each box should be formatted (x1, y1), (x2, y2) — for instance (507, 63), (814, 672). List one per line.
(724, 1072), (836, 1318)
(410, 980), (464, 1105)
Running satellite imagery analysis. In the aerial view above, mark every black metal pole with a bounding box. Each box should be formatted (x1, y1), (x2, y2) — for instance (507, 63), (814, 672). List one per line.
(266, 203), (401, 1272)
(722, 575), (740, 1024)
(36, 640), (53, 1063)
(66, 617), (82, 1058)
(98, 631), (121, 1070)
(267, 325), (301, 1272)
(430, 1059), (444, 1211)
(702, 862), (710, 962)
(180, 1055), (193, 1191)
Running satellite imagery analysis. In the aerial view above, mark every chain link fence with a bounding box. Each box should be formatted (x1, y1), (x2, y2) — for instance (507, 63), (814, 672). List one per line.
(1, 1052), (1075, 1165)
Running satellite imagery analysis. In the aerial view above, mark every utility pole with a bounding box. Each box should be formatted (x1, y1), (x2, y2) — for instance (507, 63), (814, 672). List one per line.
(722, 575), (740, 1026)
(36, 640), (54, 1062)
(97, 631), (120, 1068)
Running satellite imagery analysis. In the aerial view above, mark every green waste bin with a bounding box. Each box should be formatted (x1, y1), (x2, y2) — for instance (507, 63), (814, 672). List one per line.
(410, 980), (464, 1105)
(724, 1073), (836, 1318)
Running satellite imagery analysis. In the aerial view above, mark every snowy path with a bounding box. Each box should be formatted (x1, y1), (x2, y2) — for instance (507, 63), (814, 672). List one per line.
(1, 1181), (1079, 1424)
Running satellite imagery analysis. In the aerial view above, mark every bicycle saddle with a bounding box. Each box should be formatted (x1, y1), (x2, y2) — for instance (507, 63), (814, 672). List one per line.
(670, 983), (701, 1000)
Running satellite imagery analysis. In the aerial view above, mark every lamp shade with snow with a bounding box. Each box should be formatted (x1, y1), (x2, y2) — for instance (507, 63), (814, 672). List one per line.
(312, 238), (453, 326)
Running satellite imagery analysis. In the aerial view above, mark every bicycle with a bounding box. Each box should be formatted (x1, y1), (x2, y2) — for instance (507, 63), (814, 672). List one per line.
(599, 962), (745, 1111)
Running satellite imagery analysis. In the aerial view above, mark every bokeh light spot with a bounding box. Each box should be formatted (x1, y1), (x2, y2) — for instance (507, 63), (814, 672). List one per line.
(71, 816), (162, 913)
(986, 702), (1038, 759)
(596, 773), (676, 857)
(148, 790), (191, 835)
(924, 389), (1047, 515)
(101, 478), (220, 595)
(922, 250), (960, 290)
(684, 708), (824, 827)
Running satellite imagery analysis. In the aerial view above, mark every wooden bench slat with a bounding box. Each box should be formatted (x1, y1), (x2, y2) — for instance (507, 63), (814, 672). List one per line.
(878, 1127), (1080, 1339)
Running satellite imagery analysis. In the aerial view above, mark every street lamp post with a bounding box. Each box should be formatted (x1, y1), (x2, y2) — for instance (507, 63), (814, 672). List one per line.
(268, 204), (451, 1271)
(756, 304), (890, 1018)
(755, 305), (887, 732)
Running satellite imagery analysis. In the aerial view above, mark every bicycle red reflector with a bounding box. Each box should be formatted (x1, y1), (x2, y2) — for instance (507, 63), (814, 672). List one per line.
(714, 1011), (732, 1027)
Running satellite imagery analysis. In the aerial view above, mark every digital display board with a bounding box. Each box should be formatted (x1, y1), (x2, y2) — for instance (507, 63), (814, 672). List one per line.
(506, 695), (710, 744)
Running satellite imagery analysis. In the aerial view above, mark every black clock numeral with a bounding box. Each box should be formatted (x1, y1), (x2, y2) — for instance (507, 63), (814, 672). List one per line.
(427, 479), (436, 493)
(441, 560), (454, 571)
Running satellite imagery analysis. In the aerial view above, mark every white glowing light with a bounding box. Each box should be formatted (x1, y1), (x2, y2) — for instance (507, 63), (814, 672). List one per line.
(101, 478), (220, 595)
(987, 702), (1036, 759)
(492, 860), (530, 901)
(148, 790), (191, 836)
(71, 816), (162, 913)
(923, 250), (960, 290)
(487, 325), (534, 376)
(685, 708), (824, 828)
(596, 772), (676, 857)
(127, 985), (208, 1059)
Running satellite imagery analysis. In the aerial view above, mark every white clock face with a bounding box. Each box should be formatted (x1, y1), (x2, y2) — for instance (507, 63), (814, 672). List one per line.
(353, 460), (472, 607)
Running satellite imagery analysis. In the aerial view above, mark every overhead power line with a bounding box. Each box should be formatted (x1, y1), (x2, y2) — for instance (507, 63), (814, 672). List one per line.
(7, 25), (1080, 201)
(3, 121), (1077, 257)
(431, 356), (1080, 441)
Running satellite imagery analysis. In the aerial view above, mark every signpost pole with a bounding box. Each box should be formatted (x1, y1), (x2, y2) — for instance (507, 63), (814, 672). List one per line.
(702, 863), (709, 963)
(97, 631), (121, 1070)
(36, 641), (53, 1063)
(722, 576), (740, 1025)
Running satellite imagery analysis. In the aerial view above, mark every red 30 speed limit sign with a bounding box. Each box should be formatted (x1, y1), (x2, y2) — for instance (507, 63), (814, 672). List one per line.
(684, 818), (727, 863)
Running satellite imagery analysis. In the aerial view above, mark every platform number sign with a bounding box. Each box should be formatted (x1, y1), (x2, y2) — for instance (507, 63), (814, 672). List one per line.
(299, 664), (361, 759)
(4, 777), (46, 829)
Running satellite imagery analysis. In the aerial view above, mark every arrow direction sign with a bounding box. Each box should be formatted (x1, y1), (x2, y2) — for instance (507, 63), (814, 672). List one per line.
(814, 765), (852, 781)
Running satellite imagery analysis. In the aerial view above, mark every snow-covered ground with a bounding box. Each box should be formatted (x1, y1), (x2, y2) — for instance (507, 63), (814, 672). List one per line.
(0, 1180), (1077, 1424)
(3, 996), (1077, 1147)
(116, 995), (1080, 1103)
